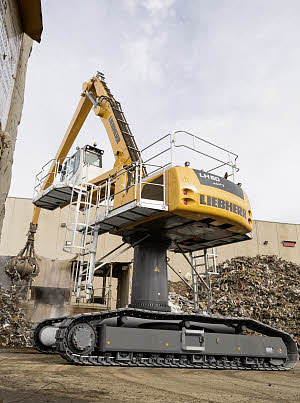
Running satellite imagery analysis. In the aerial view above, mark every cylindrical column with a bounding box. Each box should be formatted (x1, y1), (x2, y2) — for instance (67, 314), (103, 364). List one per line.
(129, 237), (171, 312)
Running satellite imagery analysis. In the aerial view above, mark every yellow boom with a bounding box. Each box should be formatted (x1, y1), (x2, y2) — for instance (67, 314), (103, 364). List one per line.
(32, 72), (140, 225)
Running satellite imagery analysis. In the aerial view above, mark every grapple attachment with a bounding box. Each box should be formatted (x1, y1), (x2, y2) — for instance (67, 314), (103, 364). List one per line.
(6, 256), (39, 279)
(5, 223), (40, 281)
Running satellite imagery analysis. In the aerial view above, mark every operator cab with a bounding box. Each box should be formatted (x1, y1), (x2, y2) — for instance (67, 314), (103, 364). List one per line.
(33, 145), (104, 210)
(59, 145), (104, 185)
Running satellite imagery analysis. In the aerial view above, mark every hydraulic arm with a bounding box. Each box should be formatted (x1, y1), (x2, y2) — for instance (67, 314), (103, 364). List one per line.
(32, 71), (141, 225)
(11, 72), (140, 279)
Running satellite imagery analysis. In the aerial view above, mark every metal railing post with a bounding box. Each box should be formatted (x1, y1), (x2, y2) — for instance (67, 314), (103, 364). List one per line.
(139, 159), (142, 202)
(134, 163), (137, 201)
(85, 224), (100, 301)
(76, 253), (84, 302)
(189, 252), (199, 312)
(204, 249), (212, 313)
(170, 132), (175, 167)
(108, 263), (113, 309)
(163, 167), (166, 208)
(106, 176), (111, 216)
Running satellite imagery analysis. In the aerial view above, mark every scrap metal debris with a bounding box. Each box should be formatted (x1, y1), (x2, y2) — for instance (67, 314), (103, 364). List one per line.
(0, 285), (32, 347)
(169, 282), (194, 313)
(169, 292), (192, 313)
(169, 255), (300, 340)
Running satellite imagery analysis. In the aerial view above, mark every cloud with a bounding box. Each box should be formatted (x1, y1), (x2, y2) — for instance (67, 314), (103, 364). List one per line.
(125, 0), (176, 16)
(121, 32), (168, 82)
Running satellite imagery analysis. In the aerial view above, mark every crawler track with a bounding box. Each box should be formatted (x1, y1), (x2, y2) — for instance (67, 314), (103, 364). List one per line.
(32, 308), (299, 370)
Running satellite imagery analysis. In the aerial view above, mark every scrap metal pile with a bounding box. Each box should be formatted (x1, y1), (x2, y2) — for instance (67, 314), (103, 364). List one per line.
(169, 282), (195, 313)
(169, 255), (300, 341)
(0, 286), (32, 347)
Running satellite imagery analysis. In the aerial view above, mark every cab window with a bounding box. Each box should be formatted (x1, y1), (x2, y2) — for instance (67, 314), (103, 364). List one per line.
(84, 150), (102, 168)
(61, 150), (80, 181)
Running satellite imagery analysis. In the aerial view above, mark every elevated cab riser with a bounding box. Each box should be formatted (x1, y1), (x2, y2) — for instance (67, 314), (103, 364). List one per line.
(129, 237), (171, 312)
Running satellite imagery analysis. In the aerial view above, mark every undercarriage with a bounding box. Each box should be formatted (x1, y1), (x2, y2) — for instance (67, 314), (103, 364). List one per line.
(33, 308), (298, 370)
(33, 236), (298, 370)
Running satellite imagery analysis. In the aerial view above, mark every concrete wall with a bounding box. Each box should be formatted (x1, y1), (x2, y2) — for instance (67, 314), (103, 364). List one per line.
(0, 0), (34, 241)
(0, 197), (299, 283)
(0, 197), (133, 262)
(216, 220), (300, 265)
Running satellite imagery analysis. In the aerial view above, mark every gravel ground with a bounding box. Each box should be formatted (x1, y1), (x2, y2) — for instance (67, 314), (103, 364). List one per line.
(0, 348), (299, 403)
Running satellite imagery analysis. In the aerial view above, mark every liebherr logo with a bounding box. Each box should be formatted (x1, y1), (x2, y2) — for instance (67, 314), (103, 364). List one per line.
(200, 194), (246, 218)
(109, 116), (121, 144)
(199, 172), (221, 182)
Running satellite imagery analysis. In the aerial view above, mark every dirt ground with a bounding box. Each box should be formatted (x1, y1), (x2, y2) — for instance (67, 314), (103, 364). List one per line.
(0, 349), (299, 403)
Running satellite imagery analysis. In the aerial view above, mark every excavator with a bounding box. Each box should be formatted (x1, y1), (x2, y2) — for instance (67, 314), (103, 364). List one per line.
(24, 72), (297, 369)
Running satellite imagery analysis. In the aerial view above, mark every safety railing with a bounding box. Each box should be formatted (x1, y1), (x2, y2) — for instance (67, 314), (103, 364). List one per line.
(34, 131), (239, 211)
(92, 131), (239, 221)
(71, 257), (114, 308)
(141, 131), (239, 181)
(71, 285), (114, 309)
(95, 159), (167, 219)
(63, 182), (100, 254)
(33, 156), (71, 198)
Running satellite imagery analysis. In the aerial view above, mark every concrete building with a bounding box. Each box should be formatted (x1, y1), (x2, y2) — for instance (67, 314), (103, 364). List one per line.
(0, 0), (42, 240)
(216, 220), (300, 265)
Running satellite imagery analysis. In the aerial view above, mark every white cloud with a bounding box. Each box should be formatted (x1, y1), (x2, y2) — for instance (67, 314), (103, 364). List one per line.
(121, 32), (167, 82)
(125, 0), (175, 16)
(143, 0), (176, 15)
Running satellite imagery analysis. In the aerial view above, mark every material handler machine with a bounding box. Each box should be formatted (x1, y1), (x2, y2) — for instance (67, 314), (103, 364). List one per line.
(30, 72), (297, 370)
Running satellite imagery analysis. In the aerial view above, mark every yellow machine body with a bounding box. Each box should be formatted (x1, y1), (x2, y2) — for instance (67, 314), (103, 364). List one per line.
(106, 166), (252, 252)
(167, 167), (252, 234)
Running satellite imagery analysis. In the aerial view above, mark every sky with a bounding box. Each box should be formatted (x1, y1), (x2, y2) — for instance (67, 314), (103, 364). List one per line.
(9, 0), (300, 223)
